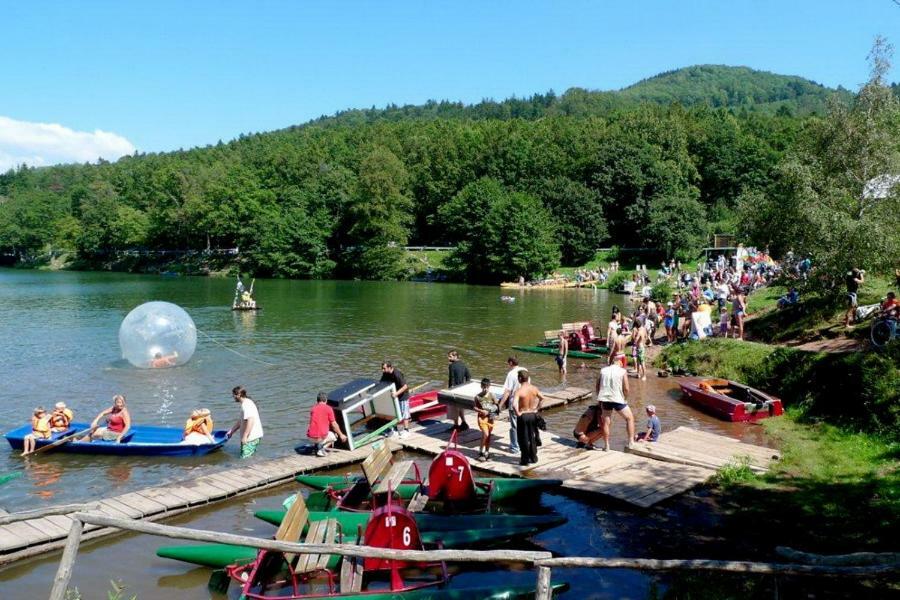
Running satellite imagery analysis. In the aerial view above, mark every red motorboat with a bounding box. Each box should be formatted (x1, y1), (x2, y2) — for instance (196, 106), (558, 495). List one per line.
(677, 378), (784, 422)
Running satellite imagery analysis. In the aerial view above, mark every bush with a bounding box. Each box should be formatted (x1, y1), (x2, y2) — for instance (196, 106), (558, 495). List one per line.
(606, 272), (629, 290)
(649, 279), (674, 302)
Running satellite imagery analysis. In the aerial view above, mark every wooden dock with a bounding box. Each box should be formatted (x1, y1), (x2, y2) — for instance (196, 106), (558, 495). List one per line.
(0, 445), (374, 565)
(400, 420), (779, 508)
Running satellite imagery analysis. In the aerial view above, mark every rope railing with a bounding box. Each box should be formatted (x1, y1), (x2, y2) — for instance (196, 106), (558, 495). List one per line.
(33, 509), (898, 600)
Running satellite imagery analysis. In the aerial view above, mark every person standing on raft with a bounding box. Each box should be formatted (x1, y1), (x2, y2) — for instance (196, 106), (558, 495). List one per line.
(447, 350), (471, 432)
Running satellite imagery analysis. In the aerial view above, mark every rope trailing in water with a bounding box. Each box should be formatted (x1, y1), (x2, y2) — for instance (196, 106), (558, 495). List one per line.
(197, 329), (278, 366)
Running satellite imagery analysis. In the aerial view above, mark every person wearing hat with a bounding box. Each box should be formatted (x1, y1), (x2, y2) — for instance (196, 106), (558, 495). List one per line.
(635, 405), (660, 442)
(49, 402), (74, 432)
(22, 407), (51, 456)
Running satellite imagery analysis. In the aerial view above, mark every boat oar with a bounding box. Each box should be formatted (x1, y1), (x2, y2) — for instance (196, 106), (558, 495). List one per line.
(29, 426), (97, 456)
(409, 382), (430, 394)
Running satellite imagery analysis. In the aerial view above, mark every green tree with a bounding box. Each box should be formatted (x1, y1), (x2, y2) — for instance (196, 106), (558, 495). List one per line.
(482, 191), (560, 281)
(642, 195), (707, 260)
(344, 146), (413, 279)
(744, 37), (900, 293)
(532, 177), (607, 265)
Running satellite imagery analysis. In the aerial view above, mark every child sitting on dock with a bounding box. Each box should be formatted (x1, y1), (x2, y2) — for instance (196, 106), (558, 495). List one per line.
(474, 378), (499, 461)
(22, 407), (51, 456)
(635, 405), (661, 442)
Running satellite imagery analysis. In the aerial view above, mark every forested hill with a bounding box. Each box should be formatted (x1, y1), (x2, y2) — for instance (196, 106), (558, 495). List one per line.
(0, 64), (862, 282)
(620, 65), (850, 115)
(304, 65), (846, 129)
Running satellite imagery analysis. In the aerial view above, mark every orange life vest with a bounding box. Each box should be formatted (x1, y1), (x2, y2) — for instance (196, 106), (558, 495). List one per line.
(49, 409), (73, 430)
(184, 416), (213, 436)
(32, 415), (51, 438)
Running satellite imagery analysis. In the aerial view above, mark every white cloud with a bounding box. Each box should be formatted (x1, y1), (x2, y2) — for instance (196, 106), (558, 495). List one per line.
(0, 116), (136, 172)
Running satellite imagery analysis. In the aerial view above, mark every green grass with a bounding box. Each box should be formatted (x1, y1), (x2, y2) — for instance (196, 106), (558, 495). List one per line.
(405, 250), (450, 278)
(745, 274), (895, 344)
(711, 413), (900, 553)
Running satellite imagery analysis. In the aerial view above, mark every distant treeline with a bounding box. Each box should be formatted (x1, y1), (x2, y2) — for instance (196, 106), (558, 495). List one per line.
(0, 65), (865, 282)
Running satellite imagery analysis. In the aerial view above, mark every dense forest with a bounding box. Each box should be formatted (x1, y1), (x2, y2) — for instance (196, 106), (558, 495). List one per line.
(0, 64), (896, 284)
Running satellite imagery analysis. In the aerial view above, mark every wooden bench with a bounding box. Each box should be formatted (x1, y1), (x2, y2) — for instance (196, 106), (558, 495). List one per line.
(544, 329), (562, 342)
(277, 492), (339, 573)
(363, 442), (415, 495)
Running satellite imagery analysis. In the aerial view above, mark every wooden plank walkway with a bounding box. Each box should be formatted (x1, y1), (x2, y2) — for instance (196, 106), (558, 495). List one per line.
(0, 445), (374, 566)
(400, 418), (779, 509)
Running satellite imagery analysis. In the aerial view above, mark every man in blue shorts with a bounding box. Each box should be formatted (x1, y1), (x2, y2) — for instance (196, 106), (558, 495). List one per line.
(595, 362), (634, 451)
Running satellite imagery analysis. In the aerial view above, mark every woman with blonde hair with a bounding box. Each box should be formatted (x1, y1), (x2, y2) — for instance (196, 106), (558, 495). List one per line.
(84, 395), (131, 443)
(183, 408), (215, 444)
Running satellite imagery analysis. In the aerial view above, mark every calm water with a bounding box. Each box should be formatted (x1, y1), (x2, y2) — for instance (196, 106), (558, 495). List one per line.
(0, 269), (773, 599)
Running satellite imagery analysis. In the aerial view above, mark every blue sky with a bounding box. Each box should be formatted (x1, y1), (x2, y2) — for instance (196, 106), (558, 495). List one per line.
(1, 0), (899, 169)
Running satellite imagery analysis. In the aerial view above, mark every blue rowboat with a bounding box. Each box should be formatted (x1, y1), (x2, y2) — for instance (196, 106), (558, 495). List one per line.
(4, 423), (229, 457)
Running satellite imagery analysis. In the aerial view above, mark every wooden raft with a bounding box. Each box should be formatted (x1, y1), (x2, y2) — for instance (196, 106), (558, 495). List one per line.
(0, 445), (375, 565)
(400, 418), (779, 509)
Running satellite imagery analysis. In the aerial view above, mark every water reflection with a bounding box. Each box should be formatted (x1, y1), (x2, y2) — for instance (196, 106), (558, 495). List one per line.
(105, 462), (133, 487)
(26, 460), (62, 500)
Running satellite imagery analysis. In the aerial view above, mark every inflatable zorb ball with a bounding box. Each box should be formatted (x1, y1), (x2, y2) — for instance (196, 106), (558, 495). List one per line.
(118, 301), (197, 368)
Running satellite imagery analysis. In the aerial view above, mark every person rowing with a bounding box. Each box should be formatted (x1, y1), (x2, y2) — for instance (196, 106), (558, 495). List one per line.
(82, 394), (131, 443)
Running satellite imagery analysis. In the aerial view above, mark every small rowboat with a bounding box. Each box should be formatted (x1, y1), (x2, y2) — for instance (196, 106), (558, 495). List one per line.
(4, 423), (230, 457)
(677, 378), (784, 422)
(511, 344), (607, 360)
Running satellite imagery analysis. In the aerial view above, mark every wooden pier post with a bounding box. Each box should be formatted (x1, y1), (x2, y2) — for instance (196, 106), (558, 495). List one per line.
(48, 518), (83, 600)
(535, 565), (553, 600)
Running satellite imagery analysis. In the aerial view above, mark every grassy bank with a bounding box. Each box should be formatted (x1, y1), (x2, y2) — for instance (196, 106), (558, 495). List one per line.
(745, 274), (895, 344)
(658, 338), (899, 553)
(713, 414), (899, 554)
(659, 338), (899, 438)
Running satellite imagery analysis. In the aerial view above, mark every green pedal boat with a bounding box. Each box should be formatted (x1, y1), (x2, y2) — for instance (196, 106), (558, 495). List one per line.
(256, 506), (566, 532)
(296, 474), (562, 505)
(511, 344), (606, 359)
(157, 524), (542, 568)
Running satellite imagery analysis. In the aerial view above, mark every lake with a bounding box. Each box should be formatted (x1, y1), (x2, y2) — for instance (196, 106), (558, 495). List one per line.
(0, 269), (772, 599)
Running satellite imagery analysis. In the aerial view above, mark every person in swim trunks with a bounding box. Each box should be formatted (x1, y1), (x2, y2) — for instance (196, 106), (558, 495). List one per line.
(474, 378), (499, 461)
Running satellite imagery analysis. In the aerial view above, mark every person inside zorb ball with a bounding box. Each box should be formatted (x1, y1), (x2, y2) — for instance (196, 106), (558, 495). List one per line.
(118, 301), (197, 368)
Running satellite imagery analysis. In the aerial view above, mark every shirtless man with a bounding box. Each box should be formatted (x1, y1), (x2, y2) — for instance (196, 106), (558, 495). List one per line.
(556, 331), (568, 377)
(513, 370), (544, 466)
(631, 320), (648, 381)
(608, 330), (628, 368)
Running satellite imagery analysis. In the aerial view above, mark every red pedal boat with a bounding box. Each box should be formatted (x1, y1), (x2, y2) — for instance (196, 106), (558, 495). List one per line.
(677, 377), (784, 422)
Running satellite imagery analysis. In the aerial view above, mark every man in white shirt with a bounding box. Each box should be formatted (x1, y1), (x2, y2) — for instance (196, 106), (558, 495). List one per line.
(595, 363), (634, 451)
(228, 385), (264, 458)
(499, 357), (526, 453)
